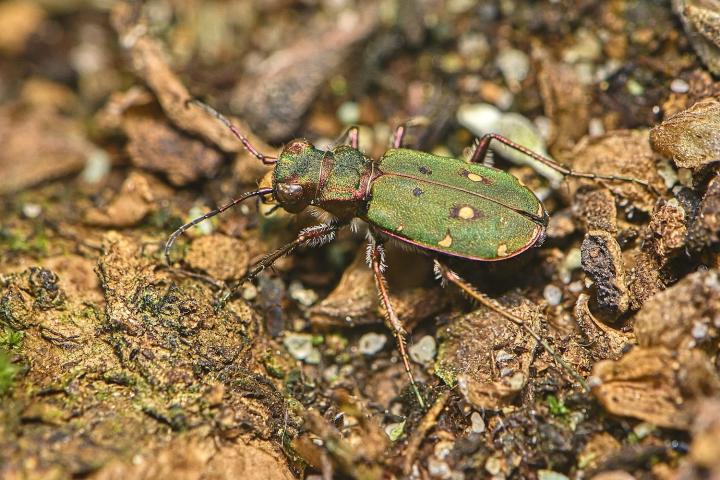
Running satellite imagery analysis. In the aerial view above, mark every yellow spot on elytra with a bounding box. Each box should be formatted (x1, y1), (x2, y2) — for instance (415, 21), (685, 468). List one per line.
(438, 232), (453, 247)
(458, 206), (474, 219)
(497, 243), (508, 257)
(396, 225), (404, 231)
(467, 173), (484, 182)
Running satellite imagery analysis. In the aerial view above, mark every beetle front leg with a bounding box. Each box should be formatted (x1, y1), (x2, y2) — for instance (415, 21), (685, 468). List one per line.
(470, 133), (659, 194)
(432, 259), (590, 391)
(367, 235), (426, 409)
(216, 223), (341, 308)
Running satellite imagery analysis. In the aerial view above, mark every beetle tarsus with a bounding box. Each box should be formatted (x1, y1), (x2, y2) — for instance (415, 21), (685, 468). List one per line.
(433, 259), (590, 392)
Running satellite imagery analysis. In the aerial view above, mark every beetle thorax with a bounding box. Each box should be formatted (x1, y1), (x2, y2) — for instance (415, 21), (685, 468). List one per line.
(273, 140), (374, 219)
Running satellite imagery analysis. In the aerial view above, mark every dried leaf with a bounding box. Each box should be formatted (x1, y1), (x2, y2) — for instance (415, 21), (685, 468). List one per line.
(650, 98), (720, 169)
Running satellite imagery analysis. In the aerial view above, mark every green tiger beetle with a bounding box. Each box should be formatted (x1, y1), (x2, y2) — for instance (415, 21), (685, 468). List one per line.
(165, 100), (657, 409)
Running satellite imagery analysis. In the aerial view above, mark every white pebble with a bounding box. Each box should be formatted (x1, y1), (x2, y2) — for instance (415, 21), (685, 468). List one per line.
(670, 78), (690, 94)
(496, 48), (530, 87)
(409, 335), (437, 364)
(358, 332), (387, 355)
(470, 411), (486, 433)
(283, 333), (314, 360)
(543, 284), (563, 306)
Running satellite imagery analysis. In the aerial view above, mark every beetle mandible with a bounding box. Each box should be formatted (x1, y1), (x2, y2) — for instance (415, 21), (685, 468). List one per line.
(165, 100), (657, 408)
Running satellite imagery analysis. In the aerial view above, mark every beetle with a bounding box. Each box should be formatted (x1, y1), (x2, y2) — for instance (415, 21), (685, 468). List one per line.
(165, 100), (656, 408)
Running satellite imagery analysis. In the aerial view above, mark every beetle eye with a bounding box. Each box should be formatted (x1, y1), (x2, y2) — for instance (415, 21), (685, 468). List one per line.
(276, 183), (304, 205)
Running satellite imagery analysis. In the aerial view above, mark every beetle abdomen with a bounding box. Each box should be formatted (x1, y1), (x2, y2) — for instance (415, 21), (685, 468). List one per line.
(366, 149), (545, 261)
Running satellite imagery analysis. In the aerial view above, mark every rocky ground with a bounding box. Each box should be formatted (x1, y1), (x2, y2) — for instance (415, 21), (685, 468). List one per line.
(1, 1), (720, 479)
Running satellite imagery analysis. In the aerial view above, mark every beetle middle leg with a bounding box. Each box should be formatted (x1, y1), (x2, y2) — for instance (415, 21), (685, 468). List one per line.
(433, 259), (589, 391)
(216, 222), (341, 308)
(470, 133), (659, 194)
(367, 233), (426, 409)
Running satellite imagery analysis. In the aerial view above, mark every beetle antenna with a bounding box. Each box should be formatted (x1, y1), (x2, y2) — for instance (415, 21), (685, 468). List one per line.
(164, 187), (274, 264)
(186, 99), (277, 165)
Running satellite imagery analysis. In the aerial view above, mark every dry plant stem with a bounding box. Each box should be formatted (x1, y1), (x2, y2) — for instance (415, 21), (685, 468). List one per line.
(434, 260), (590, 392)
(368, 238), (426, 409)
(402, 390), (452, 475)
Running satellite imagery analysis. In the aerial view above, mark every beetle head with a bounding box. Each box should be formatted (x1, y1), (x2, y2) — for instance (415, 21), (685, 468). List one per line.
(272, 139), (324, 213)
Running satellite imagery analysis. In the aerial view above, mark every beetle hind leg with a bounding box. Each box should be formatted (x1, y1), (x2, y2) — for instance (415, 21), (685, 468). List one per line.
(368, 235), (426, 409)
(336, 126), (360, 149)
(433, 259), (590, 391)
(470, 133), (659, 195)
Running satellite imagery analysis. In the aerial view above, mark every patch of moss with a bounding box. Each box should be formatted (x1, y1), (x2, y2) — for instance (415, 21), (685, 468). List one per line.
(546, 395), (570, 417)
(0, 225), (49, 256)
(263, 353), (286, 379)
(0, 350), (20, 395)
(0, 327), (23, 350)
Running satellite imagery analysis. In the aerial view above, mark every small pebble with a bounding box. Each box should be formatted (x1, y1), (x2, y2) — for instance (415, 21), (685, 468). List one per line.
(626, 79), (644, 96)
(188, 206), (214, 235)
(81, 149), (111, 183)
(434, 440), (455, 459)
(337, 101), (360, 125)
(538, 470), (570, 480)
(288, 280), (318, 307)
(409, 335), (437, 364)
(427, 457), (451, 478)
(588, 118), (605, 137)
(323, 364), (339, 383)
(305, 348), (322, 365)
(496, 48), (530, 87)
(384, 420), (405, 441)
(568, 281), (584, 294)
(22, 203), (42, 219)
(241, 283), (257, 301)
(691, 321), (709, 340)
(543, 284), (563, 306)
(485, 456), (503, 476)
(283, 333), (314, 360)
(495, 350), (515, 363)
(670, 78), (690, 94)
(470, 411), (485, 433)
(358, 332), (387, 355)
(633, 422), (655, 440)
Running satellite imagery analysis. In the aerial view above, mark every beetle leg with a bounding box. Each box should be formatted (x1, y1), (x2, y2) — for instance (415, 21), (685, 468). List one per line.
(392, 125), (406, 148)
(470, 133), (659, 194)
(216, 223), (341, 308)
(367, 235), (426, 409)
(432, 259), (590, 392)
(336, 126), (360, 149)
(392, 117), (431, 148)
